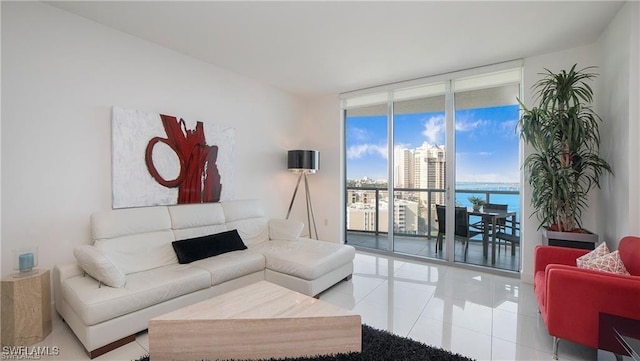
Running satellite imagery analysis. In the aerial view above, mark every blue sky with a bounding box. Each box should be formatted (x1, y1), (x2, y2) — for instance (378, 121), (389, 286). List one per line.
(346, 105), (520, 183)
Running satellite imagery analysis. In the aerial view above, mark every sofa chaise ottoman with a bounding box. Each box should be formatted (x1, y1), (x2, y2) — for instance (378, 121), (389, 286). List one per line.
(53, 199), (355, 358)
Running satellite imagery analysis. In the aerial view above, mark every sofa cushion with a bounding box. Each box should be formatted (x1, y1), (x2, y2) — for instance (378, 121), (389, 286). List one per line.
(168, 203), (228, 240)
(269, 219), (304, 241)
(73, 245), (126, 288)
(172, 230), (248, 264)
(221, 199), (266, 222)
(226, 218), (269, 246)
(62, 264), (210, 326)
(92, 206), (178, 274)
(94, 230), (177, 275)
(252, 239), (355, 280)
(190, 250), (265, 286)
(91, 206), (171, 240)
(222, 199), (269, 245)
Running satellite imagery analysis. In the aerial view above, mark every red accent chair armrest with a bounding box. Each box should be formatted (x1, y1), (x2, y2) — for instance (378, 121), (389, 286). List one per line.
(534, 245), (590, 274)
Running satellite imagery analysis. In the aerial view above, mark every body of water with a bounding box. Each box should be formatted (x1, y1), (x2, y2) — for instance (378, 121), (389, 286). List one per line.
(455, 182), (521, 221)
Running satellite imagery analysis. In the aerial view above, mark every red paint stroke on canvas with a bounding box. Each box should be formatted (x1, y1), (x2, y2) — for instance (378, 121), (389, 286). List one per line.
(145, 114), (222, 203)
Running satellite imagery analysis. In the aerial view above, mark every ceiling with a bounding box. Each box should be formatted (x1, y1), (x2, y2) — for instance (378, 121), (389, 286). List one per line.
(48, 1), (624, 98)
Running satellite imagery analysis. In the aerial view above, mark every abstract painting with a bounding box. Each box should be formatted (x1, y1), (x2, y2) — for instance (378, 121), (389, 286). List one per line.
(112, 107), (235, 209)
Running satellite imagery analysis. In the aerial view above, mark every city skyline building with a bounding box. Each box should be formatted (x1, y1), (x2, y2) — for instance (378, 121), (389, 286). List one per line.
(413, 142), (446, 207)
(347, 141), (446, 235)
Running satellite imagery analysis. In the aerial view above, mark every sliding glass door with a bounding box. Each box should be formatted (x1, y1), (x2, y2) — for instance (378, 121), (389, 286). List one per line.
(343, 62), (522, 273)
(392, 84), (446, 259)
(453, 74), (521, 269)
(345, 103), (389, 251)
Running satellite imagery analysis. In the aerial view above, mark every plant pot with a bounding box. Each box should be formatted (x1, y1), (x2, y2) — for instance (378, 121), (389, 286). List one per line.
(541, 227), (598, 250)
(472, 205), (481, 211)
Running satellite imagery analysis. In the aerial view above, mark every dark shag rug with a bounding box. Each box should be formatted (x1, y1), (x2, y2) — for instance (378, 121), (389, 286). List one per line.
(134, 324), (475, 361)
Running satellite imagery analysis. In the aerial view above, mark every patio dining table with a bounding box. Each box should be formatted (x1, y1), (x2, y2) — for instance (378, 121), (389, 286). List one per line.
(468, 208), (517, 265)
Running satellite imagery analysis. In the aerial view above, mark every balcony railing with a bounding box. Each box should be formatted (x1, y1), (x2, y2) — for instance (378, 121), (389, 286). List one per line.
(346, 186), (519, 239)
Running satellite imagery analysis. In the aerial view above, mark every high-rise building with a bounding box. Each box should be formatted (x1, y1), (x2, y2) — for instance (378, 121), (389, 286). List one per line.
(394, 147), (414, 189)
(347, 142), (445, 236)
(412, 142), (446, 207)
(394, 199), (418, 234)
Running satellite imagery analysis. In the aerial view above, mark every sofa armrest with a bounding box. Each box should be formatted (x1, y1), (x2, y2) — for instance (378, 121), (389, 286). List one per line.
(544, 264), (640, 348)
(534, 245), (590, 275)
(268, 219), (304, 241)
(53, 262), (85, 313)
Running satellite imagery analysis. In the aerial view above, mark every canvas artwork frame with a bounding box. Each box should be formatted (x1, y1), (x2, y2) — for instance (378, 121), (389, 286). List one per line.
(112, 107), (235, 209)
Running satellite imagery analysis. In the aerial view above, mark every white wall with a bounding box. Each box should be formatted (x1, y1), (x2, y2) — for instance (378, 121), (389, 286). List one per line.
(597, 1), (640, 244)
(292, 95), (343, 242)
(0, 2), (306, 276)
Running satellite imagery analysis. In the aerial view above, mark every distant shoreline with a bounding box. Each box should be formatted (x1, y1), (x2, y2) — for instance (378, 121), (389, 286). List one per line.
(456, 182), (520, 191)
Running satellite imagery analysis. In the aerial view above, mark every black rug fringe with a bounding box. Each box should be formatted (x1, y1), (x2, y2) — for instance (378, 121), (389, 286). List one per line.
(134, 324), (474, 361)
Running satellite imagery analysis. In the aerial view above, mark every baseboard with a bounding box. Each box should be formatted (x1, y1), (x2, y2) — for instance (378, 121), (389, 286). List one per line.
(88, 334), (136, 359)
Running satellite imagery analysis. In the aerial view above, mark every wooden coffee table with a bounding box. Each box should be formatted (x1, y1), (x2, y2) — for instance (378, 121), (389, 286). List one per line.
(148, 281), (362, 361)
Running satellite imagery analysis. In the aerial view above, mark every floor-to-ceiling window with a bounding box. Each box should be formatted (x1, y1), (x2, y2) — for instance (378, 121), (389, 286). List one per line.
(343, 62), (522, 273)
(345, 101), (389, 251)
(452, 71), (522, 270)
(392, 83), (446, 259)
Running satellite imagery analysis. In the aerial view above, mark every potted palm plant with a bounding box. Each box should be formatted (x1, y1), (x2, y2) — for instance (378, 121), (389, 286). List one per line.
(518, 64), (612, 248)
(468, 196), (486, 211)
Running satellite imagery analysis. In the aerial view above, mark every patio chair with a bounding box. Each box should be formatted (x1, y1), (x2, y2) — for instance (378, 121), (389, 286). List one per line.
(494, 218), (520, 256)
(436, 205), (482, 260)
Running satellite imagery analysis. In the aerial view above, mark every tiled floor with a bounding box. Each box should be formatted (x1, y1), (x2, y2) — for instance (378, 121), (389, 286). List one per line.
(26, 251), (615, 361)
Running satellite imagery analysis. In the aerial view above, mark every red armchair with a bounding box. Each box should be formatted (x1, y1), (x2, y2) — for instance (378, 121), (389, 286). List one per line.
(534, 236), (640, 359)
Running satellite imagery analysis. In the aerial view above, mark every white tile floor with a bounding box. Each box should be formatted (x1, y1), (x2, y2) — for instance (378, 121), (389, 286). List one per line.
(25, 250), (619, 361)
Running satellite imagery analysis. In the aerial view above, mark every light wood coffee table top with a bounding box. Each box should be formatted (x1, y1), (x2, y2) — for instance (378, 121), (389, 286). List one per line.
(149, 281), (362, 361)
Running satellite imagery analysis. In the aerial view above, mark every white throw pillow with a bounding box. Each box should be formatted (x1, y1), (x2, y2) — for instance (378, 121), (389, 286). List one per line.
(74, 245), (126, 288)
(269, 219), (304, 241)
(579, 250), (631, 275)
(576, 242), (609, 268)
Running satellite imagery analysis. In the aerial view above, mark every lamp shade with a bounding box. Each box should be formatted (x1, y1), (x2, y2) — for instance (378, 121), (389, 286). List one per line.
(287, 150), (319, 173)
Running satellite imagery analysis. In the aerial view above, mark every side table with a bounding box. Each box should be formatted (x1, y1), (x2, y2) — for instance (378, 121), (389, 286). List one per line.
(1, 269), (52, 346)
(599, 313), (640, 360)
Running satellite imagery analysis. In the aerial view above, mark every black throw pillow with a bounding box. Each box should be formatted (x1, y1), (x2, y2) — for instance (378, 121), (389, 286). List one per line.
(172, 229), (248, 264)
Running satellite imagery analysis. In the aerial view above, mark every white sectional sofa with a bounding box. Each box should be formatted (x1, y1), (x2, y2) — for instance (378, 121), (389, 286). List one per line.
(53, 199), (355, 358)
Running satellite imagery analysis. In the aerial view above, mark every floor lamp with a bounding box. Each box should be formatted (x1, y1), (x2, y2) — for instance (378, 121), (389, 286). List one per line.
(286, 150), (319, 239)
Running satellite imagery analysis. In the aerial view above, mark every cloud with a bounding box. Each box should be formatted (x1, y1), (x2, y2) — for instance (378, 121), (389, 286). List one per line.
(421, 116), (491, 144)
(422, 115), (445, 144)
(499, 119), (519, 137)
(456, 119), (487, 132)
(349, 127), (370, 141)
(347, 144), (388, 160)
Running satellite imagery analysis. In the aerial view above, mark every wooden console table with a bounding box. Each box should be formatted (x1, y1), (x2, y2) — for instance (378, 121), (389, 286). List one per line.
(1, 269), (52, 346)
